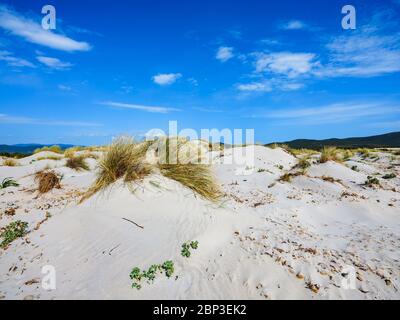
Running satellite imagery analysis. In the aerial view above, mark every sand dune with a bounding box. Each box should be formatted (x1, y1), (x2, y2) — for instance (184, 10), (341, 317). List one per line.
(0, 146), (399, 300)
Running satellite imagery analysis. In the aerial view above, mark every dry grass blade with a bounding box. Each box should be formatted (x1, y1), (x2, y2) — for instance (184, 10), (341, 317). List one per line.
(320, 147), (342, 163)
(160, 164), (221, 201)
(35, 171), (61, 194)
(2, 158), (18, 167)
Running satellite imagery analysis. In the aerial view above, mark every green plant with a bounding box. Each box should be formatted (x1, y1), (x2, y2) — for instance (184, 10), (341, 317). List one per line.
(365, 176), (380, 187)
(181, 240), (199, 258)
(296, 158), (311, 170)
(129, 260), (175, 290)
(382, 173), (396, 180)
(0, 220), (28, 249)
(351, 165), (359, 172)
(0, 177), (19, 189)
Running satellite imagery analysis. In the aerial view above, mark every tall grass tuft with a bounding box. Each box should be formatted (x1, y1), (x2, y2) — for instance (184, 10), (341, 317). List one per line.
(320, 147), (342, 163)
(82, 137), (152, 201)
(35, 170), (61, 193)
(66, 156), (90, 171)
(2, 158), (18, 167)
(160, 164), (221, 201)
(0, 177), (19, 189)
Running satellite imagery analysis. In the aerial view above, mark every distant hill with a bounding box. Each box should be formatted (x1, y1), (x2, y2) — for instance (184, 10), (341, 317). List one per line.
(273, 132), (400, 149)
(0, 144), (75, 154)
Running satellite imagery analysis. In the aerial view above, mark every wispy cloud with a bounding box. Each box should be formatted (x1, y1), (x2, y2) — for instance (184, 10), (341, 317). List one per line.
(0, 6), (91, 52)
(152, 73), (182, 85)
(255, 102), (400, 125)
(58, 84), (72, 91)
(254, 52), (319, 77)
(316, 26), (400, 78)
(237, 81), (272, 92)
(0, 114), (100, 126)
(0, 50), (35, 67)
(280, 20), (308, 30)
(216, 46), (234, 62)
(37, 56), (73, 70)
(192, 107), (223, 113)
(100, 101), (180, 114)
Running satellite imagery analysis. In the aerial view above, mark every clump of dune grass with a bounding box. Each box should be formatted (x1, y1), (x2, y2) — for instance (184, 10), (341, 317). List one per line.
(66, 156), (90, 171)
(320, 147), (343, 163)
(37, 155), (63, 161)
(35, 170), (61, 194)
(34, 145), (63, 154)
(1, 158), (18, 167)
(278, 170), (305, 183)
(64, 148), (76, 158)
(296, 157), (311, 170)
(82, 137), (152, 201)
(160, 164), (221, 201)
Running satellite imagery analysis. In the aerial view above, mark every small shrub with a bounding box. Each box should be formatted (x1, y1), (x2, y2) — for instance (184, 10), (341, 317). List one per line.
(0, 177), (19, 189)
(66, 156), (89, 171)
(35, 170), (61, 193)
(0, 220), (28, 249)
(2, 158), (18, 167)
(365, 176), (380, 187)
(382, 173), (396, 180)
(34, 145), (63, 154)
(181, 241), (199, 258)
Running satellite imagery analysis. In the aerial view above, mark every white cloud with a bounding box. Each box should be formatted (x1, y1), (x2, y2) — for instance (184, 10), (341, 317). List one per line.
(254, 52), (319, 78)
(237, 81), (272, 92)
(101, 101), (180, 114)
(258, 102), (400, 125)
(0, 50), (35, 67)
(0, 6), (91, 52)
(0, 114), (100, 126)
(152, 73), (182, 85)
(280, 20), (307, 30)
(316, 28), (400, 78)
(37, 56), (73, 70)
(58, 84), (72, 91)
(216, 46), (234, 62)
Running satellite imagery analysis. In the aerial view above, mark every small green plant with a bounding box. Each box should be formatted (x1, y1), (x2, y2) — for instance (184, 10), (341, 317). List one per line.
(351, 165), (359, 172)
(382, 173), (396, 180)
(0, 177), (19, 189)
(129, 261), (175, 290)
(0, 220), (28, 249)
(296, 158), (311, 170)
(365, 176), (380, 187)
(257, 168), (266, 173)
(181, 240), (199, 258)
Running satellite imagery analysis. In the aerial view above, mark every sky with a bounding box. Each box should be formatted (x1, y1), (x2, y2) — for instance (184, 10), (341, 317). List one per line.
(0, 0), (399, 145)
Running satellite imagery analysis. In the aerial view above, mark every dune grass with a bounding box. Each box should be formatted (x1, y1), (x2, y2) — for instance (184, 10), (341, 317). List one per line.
(160, 164), (221, 201)
(1, 158), (18, 167)
(81, 137), (152, 201)
(37, 155), (63, 161)
(34, 145), (63, 154)
(82, 136), (221, 202)
(66, 156), (90, 171)
(35, 170), (61, 194)
(319, 147), (343, 163)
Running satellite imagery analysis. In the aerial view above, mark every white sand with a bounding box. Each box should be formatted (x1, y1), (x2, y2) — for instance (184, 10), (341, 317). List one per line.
(0, 146), (399, 300)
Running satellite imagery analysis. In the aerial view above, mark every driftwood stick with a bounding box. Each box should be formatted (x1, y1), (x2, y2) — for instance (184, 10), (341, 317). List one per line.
(122, 218), (144, 229)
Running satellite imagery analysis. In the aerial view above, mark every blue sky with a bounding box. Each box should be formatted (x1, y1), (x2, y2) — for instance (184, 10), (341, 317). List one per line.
(0, 0), (399, 145)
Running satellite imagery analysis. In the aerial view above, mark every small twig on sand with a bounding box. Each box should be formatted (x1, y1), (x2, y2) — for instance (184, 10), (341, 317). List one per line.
(122, 218), (144, 229)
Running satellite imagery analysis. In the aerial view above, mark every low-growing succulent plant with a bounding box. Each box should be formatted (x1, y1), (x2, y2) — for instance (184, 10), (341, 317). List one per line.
(0, 220), (28, 249)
